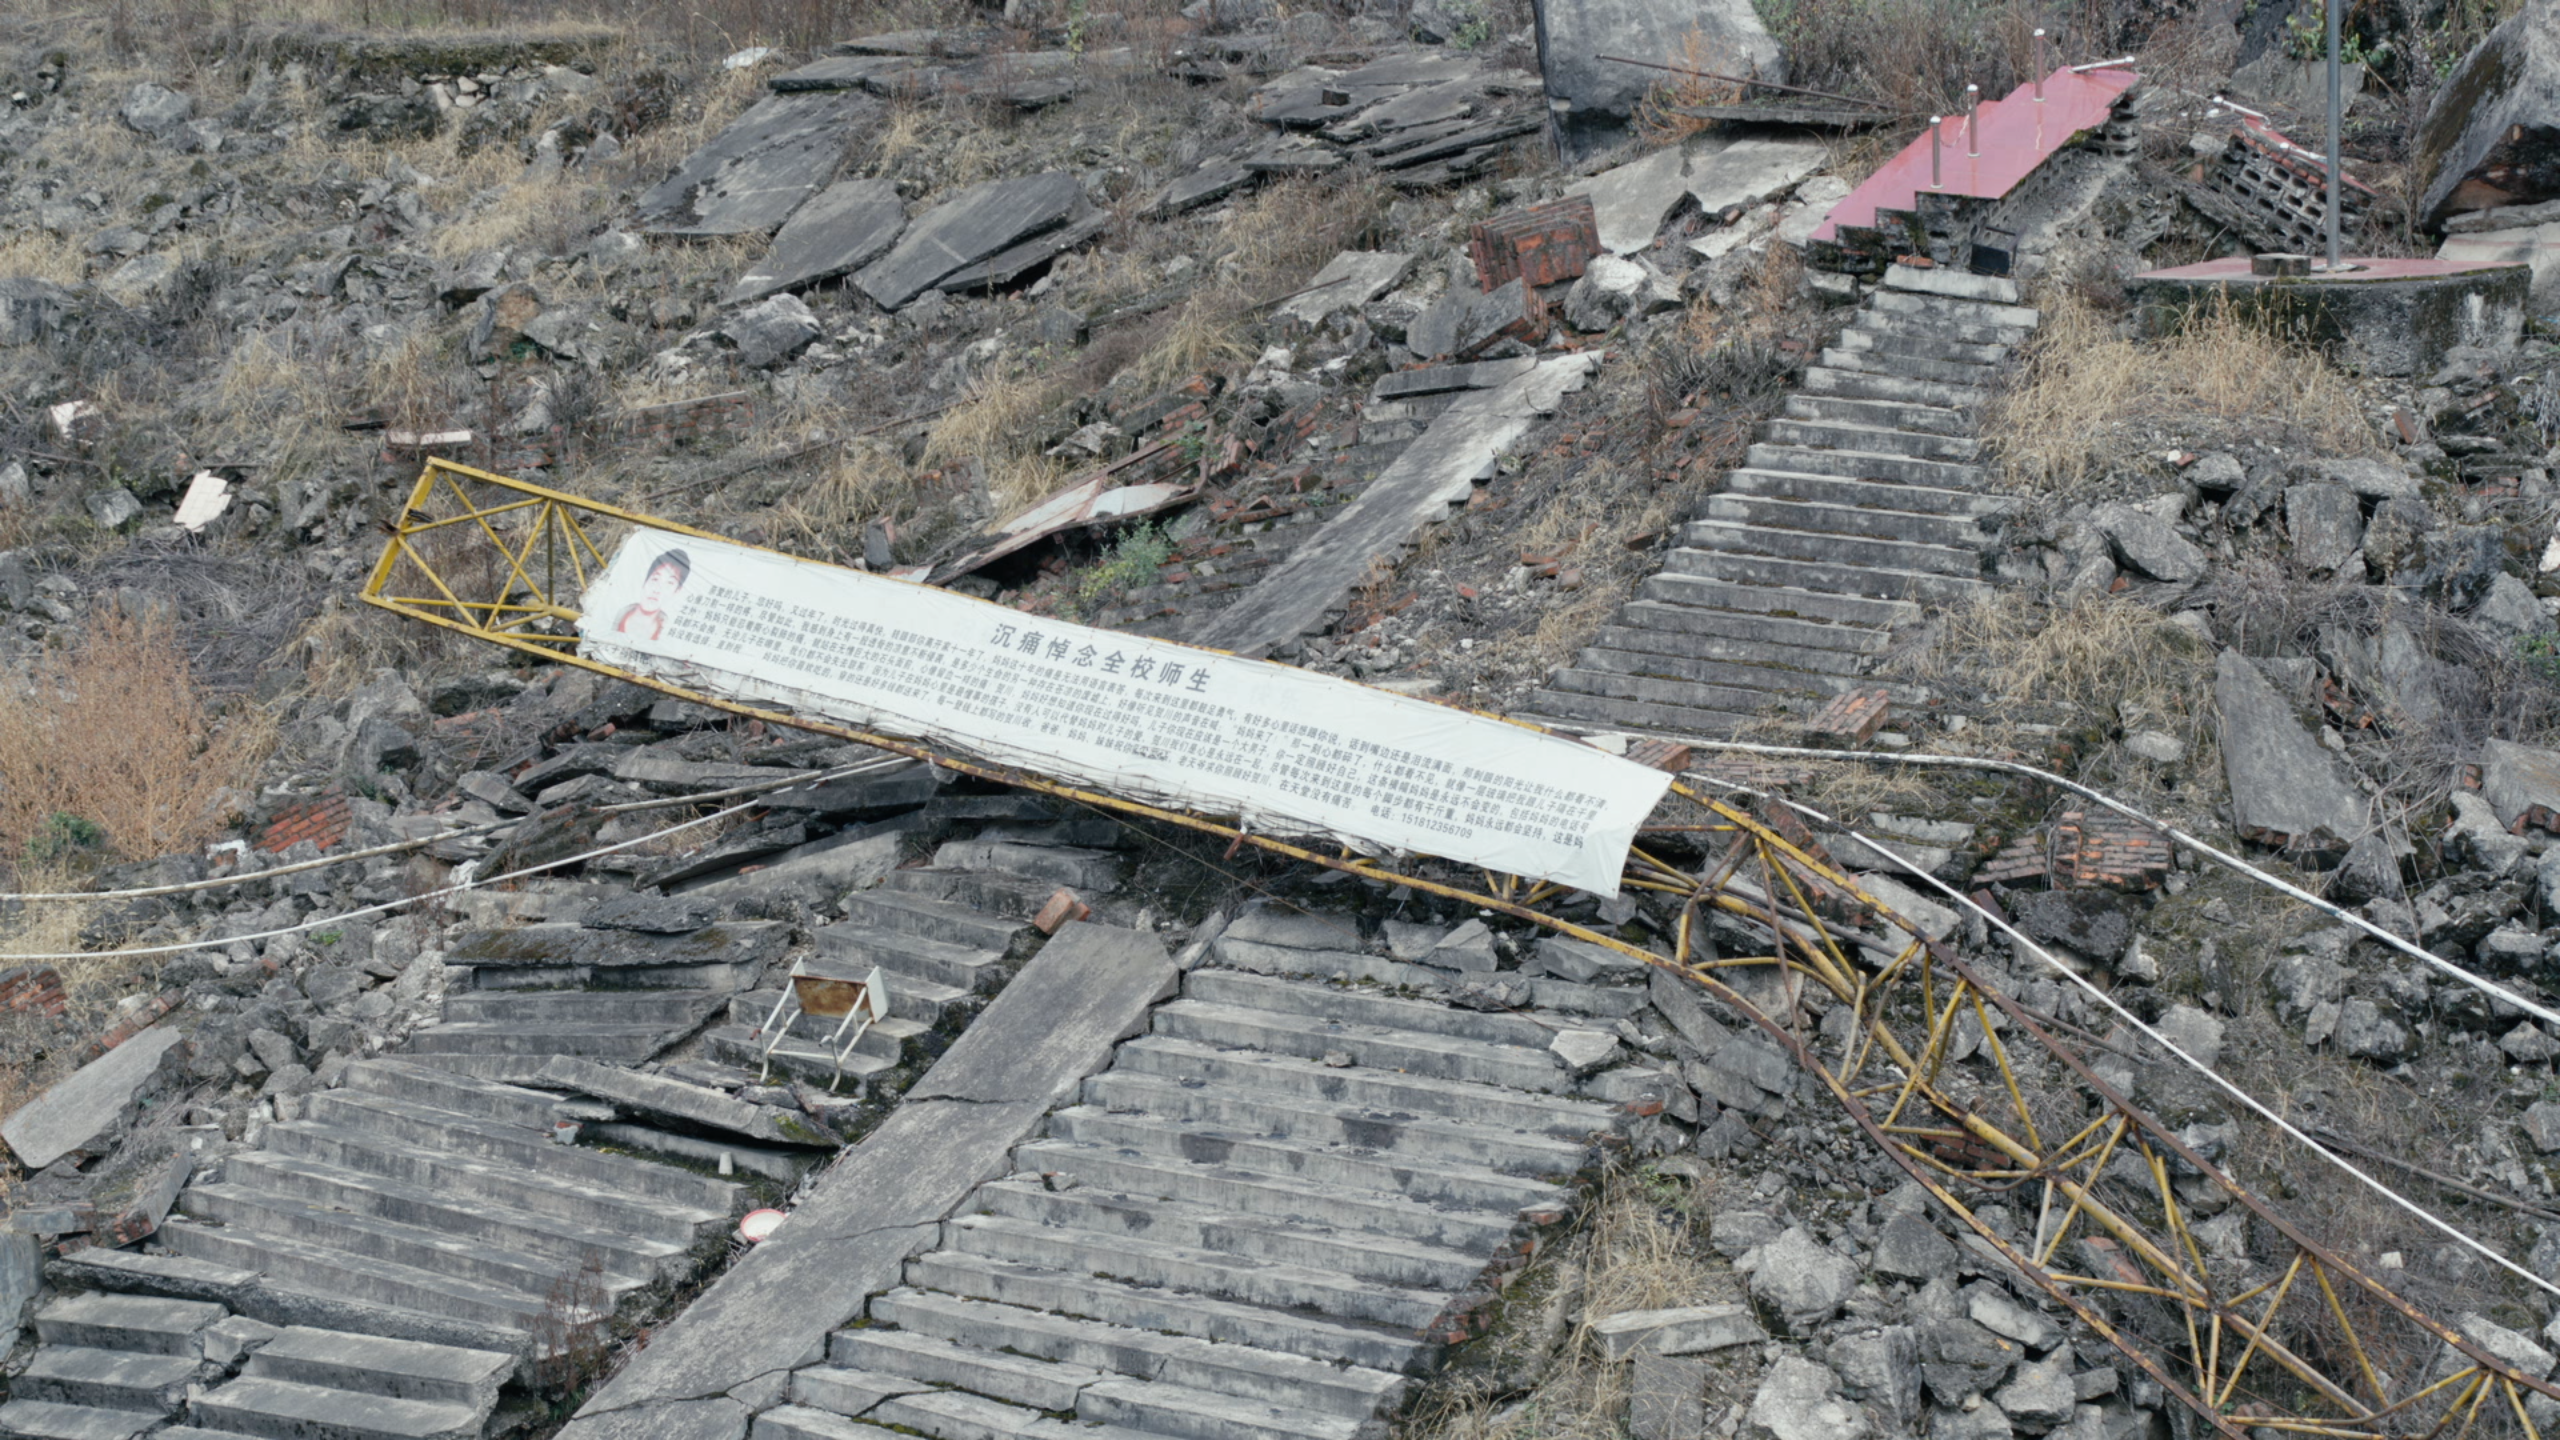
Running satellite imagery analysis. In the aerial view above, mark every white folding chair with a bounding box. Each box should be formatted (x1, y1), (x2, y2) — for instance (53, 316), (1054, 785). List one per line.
(752, 961), (888, 1090)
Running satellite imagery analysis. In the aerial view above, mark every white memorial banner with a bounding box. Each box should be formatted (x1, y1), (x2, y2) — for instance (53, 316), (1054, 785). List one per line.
(577, 528), (1671, 894)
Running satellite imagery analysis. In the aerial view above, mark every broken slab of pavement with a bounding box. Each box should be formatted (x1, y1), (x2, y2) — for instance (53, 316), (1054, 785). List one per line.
(555, 921), (1176, 1440)
(727, 177), (907, 303)
(1534, 0), (1783, 162)
(537, 1057), (841, 1147)
(1568, 134), (1827, 256)
(638, 91), (877, 237)
(2214, 649), (2372, 857)
(853, 171), (1093, 311)
(1189, 354), (1598, 656)
(2, 1027), (188, 1170)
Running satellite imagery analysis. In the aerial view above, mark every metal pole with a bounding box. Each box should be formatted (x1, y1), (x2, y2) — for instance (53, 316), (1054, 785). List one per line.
(1930, 116), (1943, 187)
(2325, 0), (2342, 270)
(2033, 29), (2047, 101)
(1965, 84), (1980, 155)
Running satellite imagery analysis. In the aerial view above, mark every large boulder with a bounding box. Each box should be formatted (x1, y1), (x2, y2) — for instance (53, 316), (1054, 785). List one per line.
(2215, 650), (2369, 856)
(1744, 1226), (1860, 1333)
(2413, 2), (2560, 228)
(1534, 0), (1781, 162)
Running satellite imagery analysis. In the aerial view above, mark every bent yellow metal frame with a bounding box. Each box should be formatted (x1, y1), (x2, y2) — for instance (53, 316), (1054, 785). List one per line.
(365, 458), (2552, 1440)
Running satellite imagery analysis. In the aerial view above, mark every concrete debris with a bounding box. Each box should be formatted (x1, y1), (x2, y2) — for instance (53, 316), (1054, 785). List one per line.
(639, 91), (876, 236)
(2214, 650), (2369, 854)
(1534, 0), (1783, 161)
(854, 171), (1091, 311)
(729, 177), (908, 303)
(1278, 250), (1415, 326)
(721, 293), (823, 369)
(2414, 1), (2560, 228)
(3, 1028), (187, 1170)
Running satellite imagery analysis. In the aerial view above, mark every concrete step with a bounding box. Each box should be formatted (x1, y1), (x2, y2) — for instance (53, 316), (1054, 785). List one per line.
(440, 987), (723, 1028)
(11, 1348), (192, 1414)
(816, 924), (1013, 996)
(1682, 519), (1986, 578)
(159, 1220), (547, 1333)
(865, 1389), (1150, 1440)
(879, 866), (1073, 915)
(340, 1059), (561, 1131)
(0, 1400), (159, 1440)
(1636, 573), (1920, 629)
(1078, 1070), (1592, 1175)
(749, 1404), (877, 1440)
(33, 1293), (222, 1355)
(1744, 442), (1984, 488)
(1835, 321), (2016, 366)
(869, 1289), (1408, 1422)
(378, 1054), (552, 1086)
(263, 1122), (724, 1245)
(724, 993), (930, 1060)
(1512, 690), (1772, 741)
(1147, 1000), (1566, 1092)
(1757, 417), (1980, 462)
(1180, 969), (1556, 1048)
(1867, 286), (2038, 332)
(1571, 646), (1854, 700)
(1544, 666), (1819, 716)
(402, 1020), (680, 1060)
(174, 1183), (609, 1303)
(830, 1327), (1103, 1412)
(1698, 494), (1995, 550)
(1883, 261), (2020, 305)
(218, 1151), (692, 1280)
(1660, 546), (1991, 604)
(1815, 346), (2003, 388)
(1011, 1139), (1521, 1252)
(1109, 1034), (1613, 1136)
(837, 890), (1029, 953)
(926, 841), (1120, 891)
(1801, 366), (1986, 410)
(1588, 622), (1871, 677)
(1042, 1108), (1563, 1213)
(187, 1374), (481, 1440)
(970, 1178), (1487, 1290)
(903, 1251), (1428, 1373)
(300, 1089), (739, 1211)
(1725, 468), (2007, 518)
(243, 1327), (511, 1409)
(703, 1024), (902, 1088)
(1080, 1375), (1368, 1440)
(1780, 392), (1970, 436)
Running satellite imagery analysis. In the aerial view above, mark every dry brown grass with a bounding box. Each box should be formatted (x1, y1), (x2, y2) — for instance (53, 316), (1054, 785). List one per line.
(1984, 290), (2380, 497)
(1631, 28), (1753, 146)
(0, 231), (88, 287)
(0, 608), (273, 871)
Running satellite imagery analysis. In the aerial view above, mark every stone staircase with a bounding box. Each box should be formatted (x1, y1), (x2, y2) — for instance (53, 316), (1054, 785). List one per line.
(0, 1290), (512, 1440)
(1519, 263), (2032, 738)
(705, 828), (1125, 1088)
(747, 954), (1618, 1440)
(158, 1057), (742, 1338)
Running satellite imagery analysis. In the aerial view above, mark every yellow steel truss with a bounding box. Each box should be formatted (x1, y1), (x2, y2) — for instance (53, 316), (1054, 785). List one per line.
(366, 458), (2558, 1440)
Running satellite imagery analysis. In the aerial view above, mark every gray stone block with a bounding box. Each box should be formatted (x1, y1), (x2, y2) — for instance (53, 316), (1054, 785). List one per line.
(4, 1028), (187, 1169)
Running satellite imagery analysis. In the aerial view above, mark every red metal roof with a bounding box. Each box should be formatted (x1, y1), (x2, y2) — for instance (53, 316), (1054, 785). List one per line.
(1810, 66), (2139, 242)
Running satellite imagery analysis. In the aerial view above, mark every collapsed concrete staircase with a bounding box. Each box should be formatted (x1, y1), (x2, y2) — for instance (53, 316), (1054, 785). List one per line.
(1519, 263), (2032, 738)
(750, 951), (1617, 1440)
(0, 1290), (512, 1440)
(159, 1057), (742, 1337)
(706, 827), (1126, 1088)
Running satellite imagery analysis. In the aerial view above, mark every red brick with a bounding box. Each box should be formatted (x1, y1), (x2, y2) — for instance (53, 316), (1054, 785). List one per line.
(1805, 690), (1891, 745)
(1470, 196), (1602, 290)
(256, 792), (351, 854)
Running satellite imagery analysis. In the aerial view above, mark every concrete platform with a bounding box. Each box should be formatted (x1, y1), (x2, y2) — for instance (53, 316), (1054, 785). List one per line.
(2127, 254), (2531, 375)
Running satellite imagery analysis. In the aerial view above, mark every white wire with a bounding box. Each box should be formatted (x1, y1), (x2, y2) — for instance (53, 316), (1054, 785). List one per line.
(0, 760), (891, 964)
(1683, 738), (2560, 1035)
(1711, 775), (2560, 1301)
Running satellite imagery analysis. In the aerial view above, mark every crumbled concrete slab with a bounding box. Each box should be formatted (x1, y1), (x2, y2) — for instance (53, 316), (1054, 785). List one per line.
(562, 923), (1173, 1438)
(854, 172), (1087, 310)
(2216, 650), (2370, 851)
(2438, 222), (2560, 309)
(639, 92), (876, 237)
(1568, 145), (1692, 255)
(1153, 157), (1256, 216)
(1684, 136), (1827, 215)
(1280, 250), (1416, 326)
(1189, 354), (1597, 655)
(730, 178), (908, 302)
(3, 1028), (186, 1169)
(2483, 738), (2560, 831)
(1595, 1304), (1765, 1358)
(2412, 2), (2560, 227)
